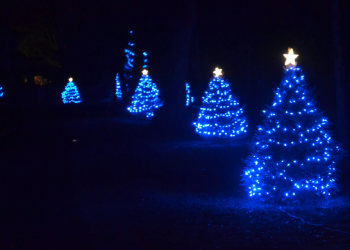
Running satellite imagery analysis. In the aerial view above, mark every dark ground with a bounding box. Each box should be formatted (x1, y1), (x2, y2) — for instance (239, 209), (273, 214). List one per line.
(1, 104), (350, 250)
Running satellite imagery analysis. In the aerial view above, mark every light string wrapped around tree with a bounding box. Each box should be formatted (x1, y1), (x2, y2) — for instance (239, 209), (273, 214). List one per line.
(61, 78), (82, 104)
(193, 67), (248, 138)
(242, 48), (344, 203)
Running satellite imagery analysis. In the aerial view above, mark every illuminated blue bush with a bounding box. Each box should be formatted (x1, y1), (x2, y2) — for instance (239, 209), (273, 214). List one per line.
(186, 82), (190, 106)
(0, 84), (3, 97)
(61, 78), (82, 104)
(143, 52), (147, 69)
(115, 73), (122, 100)
(127, 70), (163, 118)
(186, 82), (195, 106)
(242, 49), (343, 202)
(193, 68), (248, 138)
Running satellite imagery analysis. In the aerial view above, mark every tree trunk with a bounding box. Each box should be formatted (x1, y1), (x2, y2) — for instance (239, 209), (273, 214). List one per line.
(152, 0), (196, 137)
(332, 0), (349, 147)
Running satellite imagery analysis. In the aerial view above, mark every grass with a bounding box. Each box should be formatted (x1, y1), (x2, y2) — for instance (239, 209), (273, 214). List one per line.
(1, 106), (350, 249)
(130, 192), (350, 249)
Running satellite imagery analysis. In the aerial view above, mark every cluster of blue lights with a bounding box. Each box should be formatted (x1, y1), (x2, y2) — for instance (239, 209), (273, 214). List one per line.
(115, 73), (122, 99)
(61, 79), (82, 104)
(242, 65), (343, 201)
(124, 31), (135, 76)
(186, 82), (190, 106)
(143, 52), (148, 69)
(193, 73), (248, 138)
(124, 31), (134, 92)
(127, 72), (163, 118)
(0, 85), (3, 97)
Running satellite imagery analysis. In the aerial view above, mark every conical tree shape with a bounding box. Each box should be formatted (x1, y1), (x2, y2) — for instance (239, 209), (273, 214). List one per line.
(127, 70), (163, 118)
(61, 78), (82, 104)
(115, 73), (122, 101)
(242, 49), (343, 202)
(193, 68), (248, 138)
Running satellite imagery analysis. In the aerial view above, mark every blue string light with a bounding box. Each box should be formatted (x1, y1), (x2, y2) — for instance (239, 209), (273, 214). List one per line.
(0, 84), (3, 97)
(115, 73), (122, 100)
(242, 62), (343, 202)
(124, 31), (134, 92)
(127, 70), (163, 118)
(143, 52), (148, 69)
(193, 68), (248, 138)
(186, 82), (190, 106)
(61, 78), (82, 104)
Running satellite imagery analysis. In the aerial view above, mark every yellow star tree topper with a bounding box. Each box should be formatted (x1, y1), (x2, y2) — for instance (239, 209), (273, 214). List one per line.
(283, 48), (299, 66)
(213, 67), (223, 77)
(142, 69), (148, 76)
(69, 77), (73, 82)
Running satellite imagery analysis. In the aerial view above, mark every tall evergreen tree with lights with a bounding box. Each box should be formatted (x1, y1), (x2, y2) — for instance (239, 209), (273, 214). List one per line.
(186, 82), (190, 106)
(127, 69), (163, 118)
(242, 48), (344, 203)
(193, 68), (248, 138)
(61, 78), (82, 104)
(115, 73), (122, 101)
(123, 31), (135, 93)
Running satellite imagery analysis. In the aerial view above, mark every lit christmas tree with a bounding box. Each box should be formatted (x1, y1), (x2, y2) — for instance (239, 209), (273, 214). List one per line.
(186, 82), (190, 106)
(193, 67), (248, 138)
(242, 48), (344, 202)
(115, 73), (122, 101)
(61, 78), (82, 104)
(127, 69), (163, 118)
(0, 84), (3, 97)
(124, 31), (135, 93)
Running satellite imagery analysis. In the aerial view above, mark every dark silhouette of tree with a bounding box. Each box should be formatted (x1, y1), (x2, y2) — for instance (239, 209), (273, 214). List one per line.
(332, 0), (349, 147)
(152, 0), (197, 137)
(15, 23), (60, 69)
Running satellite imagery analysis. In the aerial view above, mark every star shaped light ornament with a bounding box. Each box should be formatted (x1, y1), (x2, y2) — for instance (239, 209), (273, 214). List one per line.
(142, 69), (148, 76)
(283, 48), (299, 66)
(69, 77), (73, 82)
(213, 67), (223, 78)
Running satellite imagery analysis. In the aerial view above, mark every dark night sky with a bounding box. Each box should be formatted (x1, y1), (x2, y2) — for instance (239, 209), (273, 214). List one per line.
(1, 0), (350, 124)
